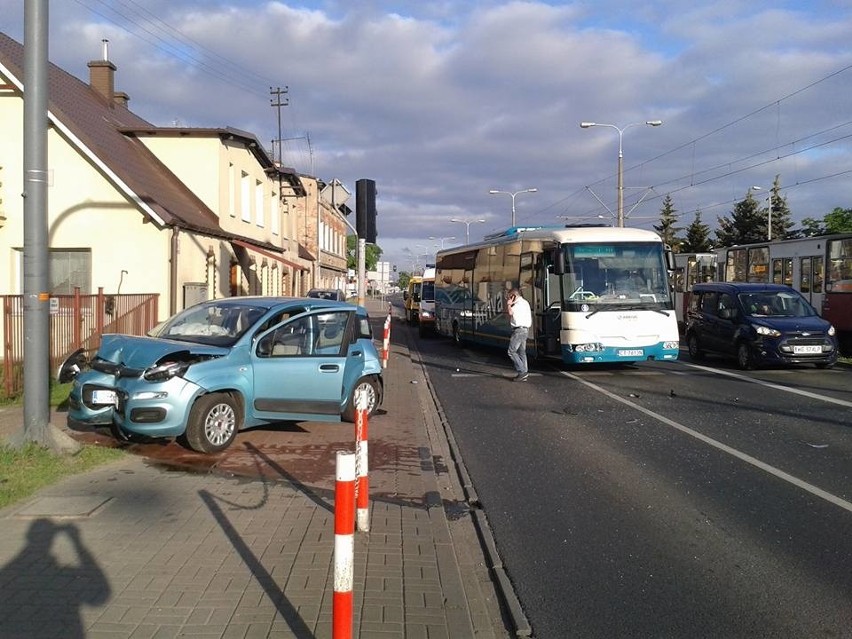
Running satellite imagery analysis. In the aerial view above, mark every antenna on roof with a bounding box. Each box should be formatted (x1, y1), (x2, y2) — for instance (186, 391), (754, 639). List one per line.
(101, 38), (109, 62)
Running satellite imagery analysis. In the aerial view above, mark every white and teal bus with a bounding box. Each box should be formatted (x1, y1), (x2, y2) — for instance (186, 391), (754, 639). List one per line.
(434, 225), (680, 364)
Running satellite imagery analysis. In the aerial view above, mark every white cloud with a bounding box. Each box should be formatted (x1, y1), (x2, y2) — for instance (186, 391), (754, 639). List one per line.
(2, 0), (851, 270)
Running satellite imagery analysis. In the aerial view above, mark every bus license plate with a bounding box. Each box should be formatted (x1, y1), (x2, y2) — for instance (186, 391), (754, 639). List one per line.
(91, 390), (118, 406)
(793, 345), (822, 354)
(618, 349), (644, 357)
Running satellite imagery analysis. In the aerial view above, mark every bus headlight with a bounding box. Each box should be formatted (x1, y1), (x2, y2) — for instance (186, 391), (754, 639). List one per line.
(572, 343), (603, 353)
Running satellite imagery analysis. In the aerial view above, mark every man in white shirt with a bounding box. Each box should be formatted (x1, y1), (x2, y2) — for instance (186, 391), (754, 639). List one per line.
(506, 288), (532, 382)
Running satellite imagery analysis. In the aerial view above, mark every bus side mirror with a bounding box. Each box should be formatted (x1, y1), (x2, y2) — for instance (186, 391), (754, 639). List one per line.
(553, 249), (565, 275)
(403, 291), (409, 301)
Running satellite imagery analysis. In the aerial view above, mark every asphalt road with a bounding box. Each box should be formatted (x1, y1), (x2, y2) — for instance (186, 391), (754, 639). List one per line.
(409, 320), (852, 639)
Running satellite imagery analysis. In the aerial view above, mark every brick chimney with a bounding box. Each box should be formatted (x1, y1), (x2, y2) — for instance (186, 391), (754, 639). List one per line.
(87, 39), (128, 107)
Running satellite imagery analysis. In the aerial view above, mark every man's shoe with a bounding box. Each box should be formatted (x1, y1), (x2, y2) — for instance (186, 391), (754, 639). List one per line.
(513, 372), (529, 382)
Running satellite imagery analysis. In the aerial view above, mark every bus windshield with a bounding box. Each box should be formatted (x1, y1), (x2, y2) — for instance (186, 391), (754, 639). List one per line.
(558, 242), (671, 308)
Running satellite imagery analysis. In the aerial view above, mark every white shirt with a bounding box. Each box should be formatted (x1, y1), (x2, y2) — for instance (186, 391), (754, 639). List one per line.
(508, 295), (532, 329)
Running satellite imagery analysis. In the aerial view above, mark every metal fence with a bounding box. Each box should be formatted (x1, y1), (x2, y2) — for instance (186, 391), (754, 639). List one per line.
(1, 289), (159, 399)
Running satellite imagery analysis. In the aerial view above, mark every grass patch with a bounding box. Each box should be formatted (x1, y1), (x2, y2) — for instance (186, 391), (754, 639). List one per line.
(0, 442), (125, 509)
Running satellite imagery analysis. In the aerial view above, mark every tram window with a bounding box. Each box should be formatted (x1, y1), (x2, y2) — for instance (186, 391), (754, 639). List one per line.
(800, 258), (812, 293)
(813, 258), (824, 293)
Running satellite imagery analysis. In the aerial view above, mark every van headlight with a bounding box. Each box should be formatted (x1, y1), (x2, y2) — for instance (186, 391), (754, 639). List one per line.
(755, 325), (781, 338)
(663, 341), (680, 350)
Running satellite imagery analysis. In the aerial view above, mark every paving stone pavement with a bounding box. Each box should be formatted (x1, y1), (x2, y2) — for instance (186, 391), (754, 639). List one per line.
(0, 299), (515, 639)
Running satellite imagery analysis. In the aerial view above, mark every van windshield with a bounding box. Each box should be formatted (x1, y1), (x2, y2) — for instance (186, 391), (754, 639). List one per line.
(421, 281), (435, 302)
(739, 291), (816, 317)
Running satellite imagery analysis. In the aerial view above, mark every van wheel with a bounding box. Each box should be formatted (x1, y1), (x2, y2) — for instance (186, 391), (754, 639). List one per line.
(687, 333), (703, 360)
(736, 343), (753, 370)
(184, 393), (240, 453)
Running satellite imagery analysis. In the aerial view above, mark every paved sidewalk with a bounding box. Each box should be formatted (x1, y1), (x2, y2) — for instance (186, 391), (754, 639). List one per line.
(0, 300), (512, 638)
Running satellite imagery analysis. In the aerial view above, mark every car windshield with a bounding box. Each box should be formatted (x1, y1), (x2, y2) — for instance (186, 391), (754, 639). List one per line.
(149, 303), (268, 346)
(739, 291), (816, 317)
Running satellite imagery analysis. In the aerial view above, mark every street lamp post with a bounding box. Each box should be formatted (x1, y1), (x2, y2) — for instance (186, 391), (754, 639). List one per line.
(428, 236), (456, 250)
(450, 217), (486, 244)
(488, 188), (537, 227)
(751, 186), (773, 241)
(579, 120), (662, 228)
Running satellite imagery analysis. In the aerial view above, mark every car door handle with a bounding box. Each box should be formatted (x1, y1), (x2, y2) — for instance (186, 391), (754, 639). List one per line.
(351, 350), (362, 357)
(319, 364), (340, 372)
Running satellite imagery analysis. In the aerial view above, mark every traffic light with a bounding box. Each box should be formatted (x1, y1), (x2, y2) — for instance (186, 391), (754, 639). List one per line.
(356, 179), (377, 244)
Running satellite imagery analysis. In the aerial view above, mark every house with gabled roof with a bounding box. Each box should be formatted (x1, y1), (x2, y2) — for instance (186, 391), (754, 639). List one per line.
(0, 31), (328, 323)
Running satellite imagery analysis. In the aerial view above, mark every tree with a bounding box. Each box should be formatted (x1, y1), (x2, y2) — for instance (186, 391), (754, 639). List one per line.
(823, 207), (852, 233)
(765, 175), (794, 240)
(680, 209), (713, 253)
(653, 194), (682, 251)
(346, 235), (383, 271)
(397, 271), (412, 290)
(716, 189), (766, 246)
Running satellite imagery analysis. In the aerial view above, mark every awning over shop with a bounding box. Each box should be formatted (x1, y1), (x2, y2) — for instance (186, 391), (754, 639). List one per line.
(231, 239), (305, 270)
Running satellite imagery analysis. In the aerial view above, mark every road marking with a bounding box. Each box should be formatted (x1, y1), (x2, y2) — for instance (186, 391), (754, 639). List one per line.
(559, 369), (852, 515)
(679, 362), (852, 409)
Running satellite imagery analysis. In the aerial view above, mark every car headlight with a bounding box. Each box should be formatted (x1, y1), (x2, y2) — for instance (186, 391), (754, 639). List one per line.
(828, 325), (836, 337)
(420, 311), (433, 319)
(143, 361), (190, 382)
(755, 325), (782, 338)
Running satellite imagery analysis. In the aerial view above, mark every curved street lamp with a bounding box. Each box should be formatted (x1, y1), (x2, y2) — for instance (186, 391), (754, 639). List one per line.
(580, 120), (662, 228)
(488, 188), (537, 227)
(450, 217), (486, 244)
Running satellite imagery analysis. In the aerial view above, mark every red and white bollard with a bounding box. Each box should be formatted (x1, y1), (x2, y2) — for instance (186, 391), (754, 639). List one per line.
(381, 311), (391, 369)
(333, 451), (356, 639)
(354, 389), (370, 532)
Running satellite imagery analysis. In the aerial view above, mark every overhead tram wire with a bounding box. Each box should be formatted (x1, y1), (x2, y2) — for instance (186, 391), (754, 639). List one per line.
(72, 0), (314, 170)
(72, 0), (283, 98)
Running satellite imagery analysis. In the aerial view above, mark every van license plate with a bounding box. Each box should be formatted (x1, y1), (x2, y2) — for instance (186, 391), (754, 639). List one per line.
(793, 345), (822, 354)
(618, 349), (644, 357)
(91, 390), (118, 405)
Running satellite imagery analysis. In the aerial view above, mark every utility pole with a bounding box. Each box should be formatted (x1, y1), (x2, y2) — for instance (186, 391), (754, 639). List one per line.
(18, 0), (78, 452)
(269, 86), (289, 164)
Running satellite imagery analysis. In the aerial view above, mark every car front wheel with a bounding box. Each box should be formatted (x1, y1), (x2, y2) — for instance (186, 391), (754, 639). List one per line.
(184, 392), (240, 453)
(343, 377), (379, 422)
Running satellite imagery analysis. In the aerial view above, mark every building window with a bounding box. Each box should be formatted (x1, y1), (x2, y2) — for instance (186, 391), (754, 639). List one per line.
(271, 190), (280, 236)
(50, 249), (92, 294)
(241, 171), (251, 223)
(255, 180), (264, 228)
(228, 163), (236, 217)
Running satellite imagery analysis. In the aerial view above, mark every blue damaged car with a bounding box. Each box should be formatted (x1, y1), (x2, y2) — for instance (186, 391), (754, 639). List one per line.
(59, 297), (383, 453)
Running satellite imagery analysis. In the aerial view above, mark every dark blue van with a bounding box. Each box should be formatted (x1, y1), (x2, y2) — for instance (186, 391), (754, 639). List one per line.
(685, 282), (839, 369)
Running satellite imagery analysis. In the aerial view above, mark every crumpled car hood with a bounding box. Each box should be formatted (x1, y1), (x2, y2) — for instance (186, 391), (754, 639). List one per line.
(95, 334), (229, 368)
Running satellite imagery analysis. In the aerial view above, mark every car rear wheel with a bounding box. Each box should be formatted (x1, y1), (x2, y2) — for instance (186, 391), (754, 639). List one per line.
(343, 377), (379, 422)
(736, 342), (753, 370)
(687, 333), (703, 360)
(185, 393), (240, 453)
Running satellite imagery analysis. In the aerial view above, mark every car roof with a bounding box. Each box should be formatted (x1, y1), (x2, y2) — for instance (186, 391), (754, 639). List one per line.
(191, 296), (363, 312)
(693, 282), (794, 293)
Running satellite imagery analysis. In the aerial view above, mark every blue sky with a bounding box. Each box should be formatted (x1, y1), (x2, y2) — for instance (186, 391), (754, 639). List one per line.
(2, 0), (852, 271)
